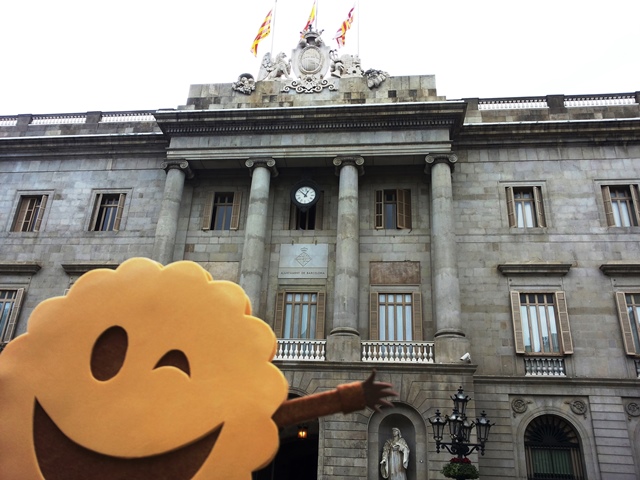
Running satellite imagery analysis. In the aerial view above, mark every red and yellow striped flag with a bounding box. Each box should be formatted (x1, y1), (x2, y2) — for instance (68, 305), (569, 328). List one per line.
(250, 10), (272, 57)
(334, 5), (355, 48)
(301, 0), (316, 37)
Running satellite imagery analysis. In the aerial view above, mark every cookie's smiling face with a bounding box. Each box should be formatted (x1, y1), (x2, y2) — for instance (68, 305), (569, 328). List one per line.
(0, 259), (287, 480)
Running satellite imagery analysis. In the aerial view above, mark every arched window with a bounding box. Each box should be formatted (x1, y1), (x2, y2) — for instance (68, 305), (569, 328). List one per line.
(524, 415), (585, 480)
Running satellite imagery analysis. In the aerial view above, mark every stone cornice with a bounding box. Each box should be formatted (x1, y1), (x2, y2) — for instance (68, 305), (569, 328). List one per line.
(154, 102), (467, 138)
(0, 262), (41, 275)
(497, 262), (572, 276)
(599, 262), (640, 276)
(455, 117), (640, 148)
(0, 133), (168, 157)
(61, 262), (120, 276)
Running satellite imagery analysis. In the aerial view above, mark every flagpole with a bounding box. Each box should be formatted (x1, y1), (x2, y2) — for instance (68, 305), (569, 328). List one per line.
(357, 0), (360, 56)
(270, 0), (277, 56)
(316, 0), (319, 30)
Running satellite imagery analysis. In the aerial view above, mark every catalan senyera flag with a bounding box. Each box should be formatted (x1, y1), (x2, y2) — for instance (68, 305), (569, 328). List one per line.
(334, 5), (355, 48)
(301, 0), (316, 36)
(250, 10), (273, 57)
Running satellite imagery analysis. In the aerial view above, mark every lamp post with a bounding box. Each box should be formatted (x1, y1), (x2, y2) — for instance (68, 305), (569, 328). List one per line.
(428, 387), (494, 479)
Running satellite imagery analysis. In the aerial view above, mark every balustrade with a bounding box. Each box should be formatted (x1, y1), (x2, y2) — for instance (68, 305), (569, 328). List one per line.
(524, 357), (565, 376)
(31, 114), (86, 125)
(274, 339), (326, 361)
(564, 94), (637, 107)
(478, 98), (547, 110)
(362, 341), (434, 363)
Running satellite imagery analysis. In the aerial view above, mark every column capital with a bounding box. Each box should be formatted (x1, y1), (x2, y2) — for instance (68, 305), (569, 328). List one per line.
(333, 156), (364, 176)
(161, 160), (194, 179)
(424, 153), (458, 173)
(245, 157), (278, 177)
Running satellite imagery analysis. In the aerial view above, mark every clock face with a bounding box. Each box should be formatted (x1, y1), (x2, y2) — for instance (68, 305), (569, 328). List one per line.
(294, 186), (317, 205)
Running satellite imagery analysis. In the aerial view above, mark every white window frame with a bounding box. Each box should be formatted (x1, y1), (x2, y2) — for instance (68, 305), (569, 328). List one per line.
(88, 190), (131, 232)
(9, 190), (54, 233)
(369, 286), (423, 341)
(615, 291), (640, 356)
(0, 287), (25, 344)
(601, 184), (640, 227)
(374, 189), (412, 230)
(510, 290), (573, 355)
(274, 289), (326, 339)
(201, 191), (242, 231)
(505, 185), (547, 229)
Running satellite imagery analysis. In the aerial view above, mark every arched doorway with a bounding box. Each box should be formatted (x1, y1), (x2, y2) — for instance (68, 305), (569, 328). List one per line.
(524, 414), (586, 480)
(252, 417), (319, 480)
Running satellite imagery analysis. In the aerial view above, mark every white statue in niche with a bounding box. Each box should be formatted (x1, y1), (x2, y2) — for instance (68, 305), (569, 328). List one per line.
(380, 427), (410, 480)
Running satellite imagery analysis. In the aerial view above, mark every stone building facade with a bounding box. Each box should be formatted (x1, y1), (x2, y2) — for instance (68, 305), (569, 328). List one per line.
(1, 50), (640, 479)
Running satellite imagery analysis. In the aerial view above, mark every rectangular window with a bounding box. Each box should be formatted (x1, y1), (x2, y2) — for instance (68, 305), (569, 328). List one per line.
(374, 189), (411, 230)
(506, 186), (546, 228)
(12, 195), (48, 232)
(615, 292), (640, 355)
(369, 291), (423, 341)
(89, 193), (126, 232)
(0, 288), (25, 344)
(602, 185), (639, 227)
(289, 192), (323, 230)
(201, 191), (242, 231)
(274, 291), (325, 339)
(510, 291), (573, 355)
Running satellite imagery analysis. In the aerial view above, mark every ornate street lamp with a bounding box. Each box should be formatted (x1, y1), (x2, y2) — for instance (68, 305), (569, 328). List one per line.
(428, 386), (494, 458)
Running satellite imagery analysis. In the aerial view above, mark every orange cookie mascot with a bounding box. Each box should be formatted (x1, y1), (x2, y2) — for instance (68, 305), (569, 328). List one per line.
(0, 258), (395, 480)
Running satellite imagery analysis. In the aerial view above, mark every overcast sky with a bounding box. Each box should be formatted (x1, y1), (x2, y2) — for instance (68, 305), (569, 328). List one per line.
(1, 0), (638, 116)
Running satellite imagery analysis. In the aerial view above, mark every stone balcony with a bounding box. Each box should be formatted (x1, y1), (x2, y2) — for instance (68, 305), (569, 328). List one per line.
(274, 339), (435, 364)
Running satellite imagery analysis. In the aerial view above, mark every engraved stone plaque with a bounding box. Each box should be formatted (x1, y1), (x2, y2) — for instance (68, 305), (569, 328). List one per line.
(278, 244), (328, 279)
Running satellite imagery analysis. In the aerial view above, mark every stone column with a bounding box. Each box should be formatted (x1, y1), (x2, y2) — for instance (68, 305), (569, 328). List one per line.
(152, 160), (193, 265)
(327, 156), (364, 362)
(239, 158), (278, 316)
(425, 153), (469, 363)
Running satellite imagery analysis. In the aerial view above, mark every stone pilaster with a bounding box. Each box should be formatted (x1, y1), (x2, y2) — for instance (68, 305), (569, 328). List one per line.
(239, 158), (277, 316)
(152, 160), (193, 265)
(327, 156), (363, 362)
(425, 153), (469, 363)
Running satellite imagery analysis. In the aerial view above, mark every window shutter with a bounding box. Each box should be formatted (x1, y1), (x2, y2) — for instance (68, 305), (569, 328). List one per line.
(397, 189), (412, 229)
(412, 292), (423, 341)
(113, 194), (126, 231)
(370, 292), (379, 340)
(615, 292), (638, 355)
(33, 195), (48, 232)
(630, 184), (640, 226)
(602, 186), (614, 226)
(2, 288), (24, 343)
(89, 193), (103, 231)
(315, 191), (324, 230)
(510, 291), (525, 353)
(533, 186), (546, 228)
(315, 291), (326, 338)
(274, 292), (285, 338)
(555, 291), (573, 354)
(230, 191), (242, 230)
(374, 190), (383, 229)
(506, 187), (516, 227)
(13, 198), (29, 231)
(201, 192), (215, 230)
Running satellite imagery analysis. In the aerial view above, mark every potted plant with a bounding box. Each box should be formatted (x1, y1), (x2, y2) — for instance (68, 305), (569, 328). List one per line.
(441, 457), (479, 479)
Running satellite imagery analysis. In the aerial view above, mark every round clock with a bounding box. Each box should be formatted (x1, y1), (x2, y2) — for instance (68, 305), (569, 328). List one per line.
(291, 181), (320, 210)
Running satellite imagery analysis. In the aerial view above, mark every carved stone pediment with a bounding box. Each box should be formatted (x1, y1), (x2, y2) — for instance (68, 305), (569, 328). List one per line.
(283, 28), (336, 93)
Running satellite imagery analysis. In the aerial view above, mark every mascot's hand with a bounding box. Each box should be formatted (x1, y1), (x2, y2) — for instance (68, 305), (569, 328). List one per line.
(362, 370), (397, 412)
